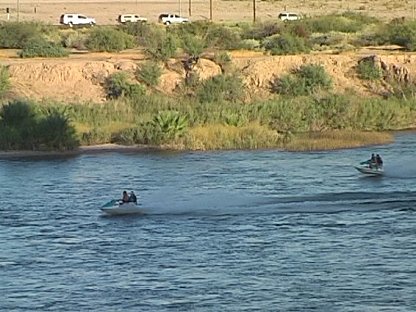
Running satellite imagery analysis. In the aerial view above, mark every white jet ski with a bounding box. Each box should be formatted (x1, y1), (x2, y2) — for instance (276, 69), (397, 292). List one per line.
(354, 164), (384, 176)
(100, 200), (145, 216)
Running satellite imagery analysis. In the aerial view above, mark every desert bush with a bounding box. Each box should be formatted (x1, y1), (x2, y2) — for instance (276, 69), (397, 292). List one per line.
(136, 61), (162, 87)
(181, 34), (206, 57)
(301, 14), (368, 34)
(62, 30), (88, 50)
(196, 74), (244, 103)
(104, 72), (130, 99)
(145, 31), (178, 62)
(168, 20), (212, 37)
(311, 32), (345, 49)
(271, 64), (332, 96)
(213, 52), (232, 73)
(262, 33), (310, 55)
(241, 21), (281, 40)
(285, 23), (311, 39)
(356, 58), (382, 80)
(105, 72), (145, 99)
(19, 38), (69, 58)
(383, 20), (416, 51)
(384, 77), (416, 100)
(240, 39), (261, 50)
(0, 21), (55, 48)
(0, 65), (10, 98)
(86, 27), (135, 52)
(205, 25), (243, 50)
(118, 22), (153, 43)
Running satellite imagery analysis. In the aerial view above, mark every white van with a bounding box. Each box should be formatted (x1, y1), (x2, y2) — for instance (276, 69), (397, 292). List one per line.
(60, 13), (96, 27)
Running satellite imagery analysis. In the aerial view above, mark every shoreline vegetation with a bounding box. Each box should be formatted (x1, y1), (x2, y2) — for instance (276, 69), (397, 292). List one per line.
(1, 130), (411, 159)
(1, 13), (416, 153)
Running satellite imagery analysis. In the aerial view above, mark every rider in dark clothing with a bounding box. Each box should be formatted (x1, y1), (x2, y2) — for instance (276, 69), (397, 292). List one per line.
(129, 191), (137, 204)
(122, 191), (129, 203)
(361, 153), (376, 168)
(375, 154), (383, 168)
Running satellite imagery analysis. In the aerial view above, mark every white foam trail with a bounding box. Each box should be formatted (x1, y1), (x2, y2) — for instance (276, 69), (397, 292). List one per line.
(383, 162), (416, 178)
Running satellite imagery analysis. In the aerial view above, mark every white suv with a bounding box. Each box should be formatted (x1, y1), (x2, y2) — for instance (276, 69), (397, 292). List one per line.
(118, 14), (147, 23)
(158, 13), (189, 25)
(278, 12), (301, 21)
(60, 13), (96, 27)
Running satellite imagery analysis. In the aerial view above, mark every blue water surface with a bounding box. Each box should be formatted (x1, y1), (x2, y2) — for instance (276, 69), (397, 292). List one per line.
(1, 132), (415, 311)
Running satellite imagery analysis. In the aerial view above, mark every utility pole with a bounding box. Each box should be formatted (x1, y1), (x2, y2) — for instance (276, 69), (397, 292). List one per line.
(253, 0), (256, 23)
(17, 0), (20, 22)
(189, 0), (192, 16)
(210, 0), (213, 21)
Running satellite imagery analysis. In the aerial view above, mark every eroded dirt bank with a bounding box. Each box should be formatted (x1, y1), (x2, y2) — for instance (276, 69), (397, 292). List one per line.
(2, 49), (416, 103)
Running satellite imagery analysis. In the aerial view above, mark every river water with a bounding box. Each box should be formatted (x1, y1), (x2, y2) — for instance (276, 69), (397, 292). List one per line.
(1, 132), (416, 311)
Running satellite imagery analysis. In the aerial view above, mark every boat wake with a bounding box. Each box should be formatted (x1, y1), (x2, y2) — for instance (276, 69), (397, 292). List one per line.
(136, 190), (416, 217)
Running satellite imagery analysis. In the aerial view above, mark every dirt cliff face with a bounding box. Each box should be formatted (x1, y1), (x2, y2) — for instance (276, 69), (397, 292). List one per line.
(3, 50), (416, 103)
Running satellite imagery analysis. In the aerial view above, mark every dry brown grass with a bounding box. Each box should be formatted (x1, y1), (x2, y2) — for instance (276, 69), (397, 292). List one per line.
(284, 130), (394, 151)
(180, 123), (280, 150)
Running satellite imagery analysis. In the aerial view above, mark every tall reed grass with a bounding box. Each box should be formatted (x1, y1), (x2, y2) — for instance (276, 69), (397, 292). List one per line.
(35, 90), (415, 150)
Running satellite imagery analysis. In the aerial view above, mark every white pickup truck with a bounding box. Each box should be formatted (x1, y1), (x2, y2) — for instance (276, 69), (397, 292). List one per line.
(158, 13), (189, 25)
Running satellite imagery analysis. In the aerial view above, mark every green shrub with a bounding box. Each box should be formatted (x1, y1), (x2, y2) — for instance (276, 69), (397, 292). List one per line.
(271, 64), (332, 96)
(196, 74), (244, 103)
(118, 22), (153, 42)
(136, 61), (162, 87)
(0, 100), (37, 128)
(270, 74), (305, 96)
(240, 39), (261, 50)
(356, 58), (382, 80)
(242, 21), (281, 40)
(0, 21), (54, 48)
(133, 111), (188, 145)
(86, 27), (135, 52)
(301, 14), (369, 34)
(151, 110), (188, 142)
(0, 100), (78, 150)
(145, 32), (178, 61)
(19, 38), (69, 58)
(206, 25), (243, 50)
(105, 72), (145, 99)
(263, 33), (310, 55)
(111, 127), (139, 145)
(213, 52), (232, 73)
(168, 21), (212, 38)
(35, 110), (79, 150)
(62, 30), (88, 50)
(80, 128), (112, 145)
(311, 32), (345, 49)
(0, 65), (10, 98)
(126, 84), (146, 101)
(181, 34), (206, 57)
(384, 20), (416, 51)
